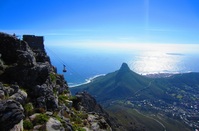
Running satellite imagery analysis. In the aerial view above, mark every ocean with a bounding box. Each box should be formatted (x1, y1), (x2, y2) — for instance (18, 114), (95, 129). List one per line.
(46, 44), (199, 87)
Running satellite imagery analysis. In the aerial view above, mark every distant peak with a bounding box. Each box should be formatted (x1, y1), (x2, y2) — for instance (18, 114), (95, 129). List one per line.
(116, 63), (131, 80)
(119, 63), (130, 71)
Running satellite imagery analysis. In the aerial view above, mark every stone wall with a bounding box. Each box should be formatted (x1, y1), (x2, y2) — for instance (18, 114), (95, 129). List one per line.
(23, 35), (44, 51)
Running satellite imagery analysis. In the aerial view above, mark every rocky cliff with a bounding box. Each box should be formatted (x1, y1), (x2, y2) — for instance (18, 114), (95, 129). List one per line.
(0, 32), (112, 131)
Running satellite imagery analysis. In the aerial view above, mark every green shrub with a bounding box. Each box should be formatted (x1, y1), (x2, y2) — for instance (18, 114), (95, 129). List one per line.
(34, 114), (49, 125)
(58, 94), (69, 104)
(50, 73), (56, 82)
(77, 112), (88, 119)
(69, 96), (77, 101)
(63, 90), (70, 94)
(23, 119), (33, 130)
(24, 103), (34, 116)
(3, 83), (10, 87)
(55, 115), (64, 123)
(72, 124), (86, 131)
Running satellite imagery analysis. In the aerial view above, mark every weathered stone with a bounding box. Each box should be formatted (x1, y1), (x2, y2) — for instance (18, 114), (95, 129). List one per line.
(73, 92), (104, 113)
(46, 95), (58, 111)
(29, 113), (40, 121)
(0, 90), (5, 99)
(72, 92), (112, 130)
(10, 90), (27, 104)
(17, 50), (36, 67)
(64, 124), (73, 131)
(5, 86), (15, 96)
(10, 119), (23, 131)
(34, 84), (58, 111)
(46, 117), (64, 131)
(0, 32), (31, 65)
(10, 84), (19, 93)
(33, 124), (43, 130)
(36, 96), (46, 109)
(46, 111), (53, 116)
(0, 99), (24, 131)
(58, 106), (70, 119)
(98, 118), (109, 129)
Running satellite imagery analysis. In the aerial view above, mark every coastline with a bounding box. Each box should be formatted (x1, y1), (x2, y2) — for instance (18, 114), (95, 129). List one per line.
(144, 73), (177, 78)
(69, 74), (106, 88)
(69, 71), (197, 88)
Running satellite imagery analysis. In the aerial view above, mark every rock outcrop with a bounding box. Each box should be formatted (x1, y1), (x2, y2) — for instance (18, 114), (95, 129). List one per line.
(72, 92), (112, 130)
(0, 99), (24, 131)
(73, 92), (105, 113)
(0, 32), (112, 131)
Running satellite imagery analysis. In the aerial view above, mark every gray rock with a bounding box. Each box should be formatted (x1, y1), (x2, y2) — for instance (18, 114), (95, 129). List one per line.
(5, 86), (15, 96)
(0, 32), (31, 65)
(33, 125), (43, 130)
(36, 96), (46, 109)
(46, 111), (53, 116)
(10, 119), (23, 131)
(0, 99), (24, 131)
(10, 90), (27, 104)
(98, 118), (109, 129)
(17, 50), (36, 67)
(73, 92), (104, 113)
(46, 117), (64, 131)
(29, 113), (40, 121)
(46, 95), (58, 111)
(56, 75), (69, 94)
(10, 84), (19, 93)
(34, 84), (58, 111)
(0, 90), (5, 99)
(58, 106), (71, 122)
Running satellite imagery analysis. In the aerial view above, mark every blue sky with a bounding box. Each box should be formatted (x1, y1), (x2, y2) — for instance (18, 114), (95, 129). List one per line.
(1, 0), (199, 49)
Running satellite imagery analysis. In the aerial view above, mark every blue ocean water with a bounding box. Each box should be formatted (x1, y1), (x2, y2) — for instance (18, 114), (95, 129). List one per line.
(46, 44), (199, 87)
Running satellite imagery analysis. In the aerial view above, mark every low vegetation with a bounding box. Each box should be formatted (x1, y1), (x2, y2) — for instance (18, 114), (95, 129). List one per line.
(33, 114), (50, 125)
(23, 119), (33, 130)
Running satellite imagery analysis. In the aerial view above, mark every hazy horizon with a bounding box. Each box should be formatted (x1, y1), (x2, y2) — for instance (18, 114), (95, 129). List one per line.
(1, 0), (199, 49)
(1, 0), (199, 85)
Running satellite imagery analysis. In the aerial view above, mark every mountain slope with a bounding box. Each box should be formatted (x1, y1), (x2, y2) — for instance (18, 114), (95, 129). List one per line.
(71, 62), (199, 131)
(71, 63), (168, 103)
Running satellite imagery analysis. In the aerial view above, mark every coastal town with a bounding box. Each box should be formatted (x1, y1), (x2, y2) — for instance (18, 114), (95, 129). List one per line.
(129, 84), (199, 130)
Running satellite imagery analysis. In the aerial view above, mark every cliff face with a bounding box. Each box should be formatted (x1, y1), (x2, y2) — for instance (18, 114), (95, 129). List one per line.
(0, 32), (112, 131)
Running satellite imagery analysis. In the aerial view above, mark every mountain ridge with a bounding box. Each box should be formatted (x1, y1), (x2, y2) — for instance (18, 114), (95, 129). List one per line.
(71, 62), (168, 103)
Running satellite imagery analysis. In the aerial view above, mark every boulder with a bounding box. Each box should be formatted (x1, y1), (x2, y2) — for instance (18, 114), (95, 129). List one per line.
(34, 84), (58, 111)
(0, 99), (24, 131)
(73, 92), (104, 113)
(10, 90), (27, 105)
(36, 96), (47, 110)
(10, 119), (23, 131)
(17, 50), (36, 67)
(4, 86), (15, 96)
(46, 118), (64, 131)
(10, 84), (19, 93)
(0, 62), (51, 88)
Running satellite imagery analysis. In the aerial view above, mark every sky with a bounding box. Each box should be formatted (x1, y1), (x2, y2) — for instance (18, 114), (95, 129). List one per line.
(1, 0), (199, 50)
